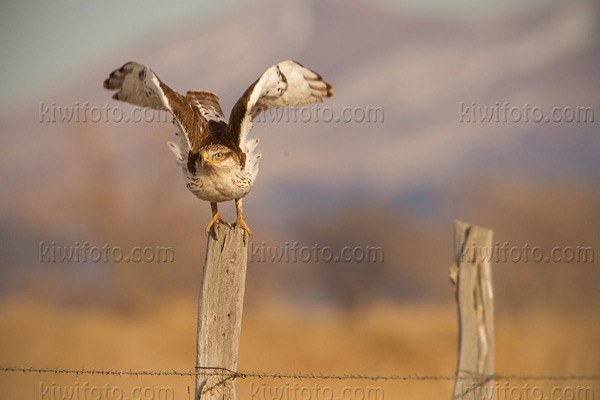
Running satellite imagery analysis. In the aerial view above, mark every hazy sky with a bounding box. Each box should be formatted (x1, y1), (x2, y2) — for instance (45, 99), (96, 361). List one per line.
(0, 0), (556, 113)
(0, 0), (226, 111)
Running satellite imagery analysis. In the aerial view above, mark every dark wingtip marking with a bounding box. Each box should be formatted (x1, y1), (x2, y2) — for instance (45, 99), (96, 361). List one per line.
(105, 61), (142, 91)
(296, 61), (331, 94)
(325, 82), (334, 97)
(121, 61), (135, 71)
(278, 67), (288, 85)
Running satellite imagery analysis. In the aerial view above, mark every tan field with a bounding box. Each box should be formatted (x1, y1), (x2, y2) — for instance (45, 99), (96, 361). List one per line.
(0, 299), (598, 399)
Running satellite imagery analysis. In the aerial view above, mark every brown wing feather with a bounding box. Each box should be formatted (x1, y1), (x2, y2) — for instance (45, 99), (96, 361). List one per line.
(104, 62), (261, 171)
(103, 62), (214, 165)
(228, 82), (257, 151)
(186, 91), (226, 122)
(228, 61), (333, 150)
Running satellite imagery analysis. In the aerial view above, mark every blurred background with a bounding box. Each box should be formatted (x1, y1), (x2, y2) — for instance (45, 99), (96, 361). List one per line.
(1, 0), (599, 398)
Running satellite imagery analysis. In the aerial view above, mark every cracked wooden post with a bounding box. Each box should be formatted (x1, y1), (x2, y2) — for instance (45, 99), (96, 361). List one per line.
(195, 224), (248, 400)
(449, 221), (495, 400)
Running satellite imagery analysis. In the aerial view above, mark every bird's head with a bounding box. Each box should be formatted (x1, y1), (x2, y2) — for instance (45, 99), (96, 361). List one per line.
(199, 145), (239, 172)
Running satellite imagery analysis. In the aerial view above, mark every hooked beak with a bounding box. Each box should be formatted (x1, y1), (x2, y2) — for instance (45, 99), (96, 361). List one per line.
(201, 153), (209, 169)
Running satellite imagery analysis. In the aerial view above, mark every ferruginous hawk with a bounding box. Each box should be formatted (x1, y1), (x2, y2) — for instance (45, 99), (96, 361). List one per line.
(103, 61), (333, 238)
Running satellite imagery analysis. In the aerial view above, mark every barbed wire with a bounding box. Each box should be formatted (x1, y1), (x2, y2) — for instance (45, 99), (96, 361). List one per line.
(1, 366), (599, 382)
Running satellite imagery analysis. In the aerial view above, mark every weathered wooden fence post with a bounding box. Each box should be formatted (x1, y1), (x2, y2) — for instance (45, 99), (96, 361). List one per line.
(195, 225), (248, 400)
(449, 221), (495, 400)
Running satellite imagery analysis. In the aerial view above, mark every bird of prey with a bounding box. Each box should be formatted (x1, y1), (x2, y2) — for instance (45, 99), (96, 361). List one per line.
(103, 61), (333, 238)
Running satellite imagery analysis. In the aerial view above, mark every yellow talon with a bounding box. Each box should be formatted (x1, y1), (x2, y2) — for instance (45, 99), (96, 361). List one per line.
(206, 203), (231, 237)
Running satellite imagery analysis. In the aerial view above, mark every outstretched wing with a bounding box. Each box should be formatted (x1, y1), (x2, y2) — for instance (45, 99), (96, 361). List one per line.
(103, 62), (167, 110)
(229, 60), (333, 151)
(103, 62), (211, 156)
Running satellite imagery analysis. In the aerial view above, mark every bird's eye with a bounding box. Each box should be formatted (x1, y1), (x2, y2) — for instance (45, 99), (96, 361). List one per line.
(214, 153), (225, 160)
